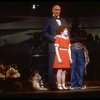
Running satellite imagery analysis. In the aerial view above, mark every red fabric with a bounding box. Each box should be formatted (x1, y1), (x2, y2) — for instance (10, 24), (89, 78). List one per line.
(53, 36), (70, 69)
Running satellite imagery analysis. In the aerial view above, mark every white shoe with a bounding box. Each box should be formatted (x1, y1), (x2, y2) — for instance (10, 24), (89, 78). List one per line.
(62, 86), (68, 90)
(58, 86), (63, 90)
(79, 85), (87, 89)
(62, 84), (68, 90)
(57, 84), (63, 90)
(69, 86), (75, 90)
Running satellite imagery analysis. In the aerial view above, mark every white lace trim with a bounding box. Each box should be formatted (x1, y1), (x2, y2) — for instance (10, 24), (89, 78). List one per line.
(54, 44), (59, 47)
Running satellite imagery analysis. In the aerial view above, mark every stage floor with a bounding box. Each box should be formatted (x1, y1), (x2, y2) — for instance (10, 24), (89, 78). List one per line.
(0, 81), (100, 98)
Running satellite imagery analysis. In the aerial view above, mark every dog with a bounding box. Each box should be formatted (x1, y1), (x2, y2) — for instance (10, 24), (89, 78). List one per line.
(28, 70), (47, 91)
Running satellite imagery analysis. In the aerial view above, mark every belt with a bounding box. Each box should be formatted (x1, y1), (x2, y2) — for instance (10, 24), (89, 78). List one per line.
(59, 48), (68, 51)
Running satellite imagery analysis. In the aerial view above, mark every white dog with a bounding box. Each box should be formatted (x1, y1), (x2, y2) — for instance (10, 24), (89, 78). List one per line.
(29, 71), (47, 91)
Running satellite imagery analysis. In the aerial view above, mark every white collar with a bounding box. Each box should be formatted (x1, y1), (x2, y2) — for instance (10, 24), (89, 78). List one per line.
(56, 35), (67, 39)
(53, 14), (60, 18)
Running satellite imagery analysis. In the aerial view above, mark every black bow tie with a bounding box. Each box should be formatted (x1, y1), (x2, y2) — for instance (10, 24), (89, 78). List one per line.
(55, 17), (60, 19)
(56, 18), (60, 20)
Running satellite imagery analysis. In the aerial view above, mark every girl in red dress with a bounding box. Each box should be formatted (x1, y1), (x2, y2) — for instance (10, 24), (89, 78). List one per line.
(53, 25), (72, 90)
